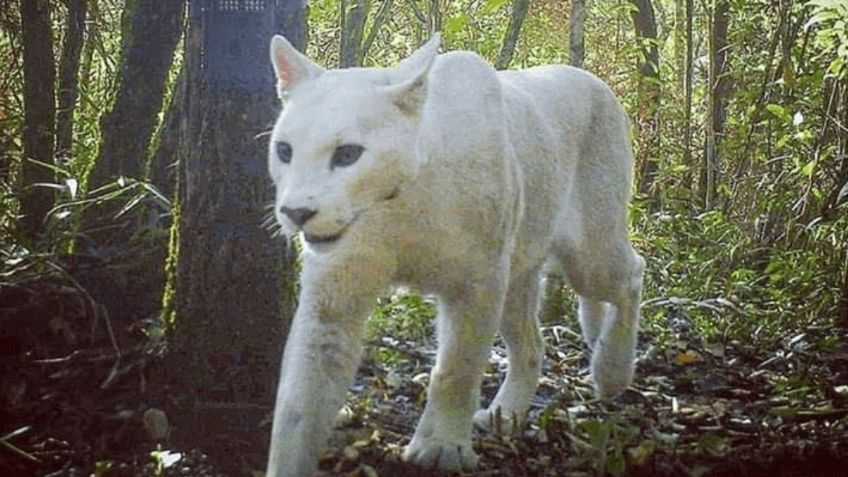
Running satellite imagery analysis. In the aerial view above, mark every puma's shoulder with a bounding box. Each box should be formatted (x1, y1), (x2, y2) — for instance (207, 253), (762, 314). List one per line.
(426, 51), (504, 114)
(419, 51), (510, 162)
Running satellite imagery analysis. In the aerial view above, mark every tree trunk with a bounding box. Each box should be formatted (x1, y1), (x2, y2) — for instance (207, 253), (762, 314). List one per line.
(340, 0), (370, 68)
(89, 0), (185, 187)
(569, 0), (585, 68)
(673, 0), (684, 89)
(150, 66), (186, 200)
(683, 0), (694, 192)
(166, 0), (305, 469)
(703, 0), (730, 209)
(841, 249), (848, 329)
(496, 0), (530, 70)
(83, 0), (184, 245)
(20, 0), (56, 239)
(629, 0), (660, 197)
(56, 0), (88, 164)
(70, 1), (185, 401)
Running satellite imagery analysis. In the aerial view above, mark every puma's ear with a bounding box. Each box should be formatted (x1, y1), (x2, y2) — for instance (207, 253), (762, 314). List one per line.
(270, 35), (323, 98)
(386, 34), (440, 116)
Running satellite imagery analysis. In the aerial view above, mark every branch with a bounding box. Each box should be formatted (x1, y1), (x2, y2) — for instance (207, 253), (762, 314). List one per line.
(360, 0), (395, 64)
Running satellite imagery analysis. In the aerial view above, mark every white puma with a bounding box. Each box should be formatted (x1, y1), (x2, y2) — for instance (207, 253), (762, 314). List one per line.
(265, 34), (645, 476)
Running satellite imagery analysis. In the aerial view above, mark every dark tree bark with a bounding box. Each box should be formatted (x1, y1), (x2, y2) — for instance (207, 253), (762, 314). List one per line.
(569, 0), (586, 68)
(496, 0), (530, 70)
(89, 0), (185, 187)
(629, 0), (660, 197)
(56, 0), (88, 164)
(703, 0), (730, 209)
(166, 0), (305, 468)
(340, 0), (370, 67)
(822, 81), (848, 220)
(841, 250), (848, 329)
(20, 0), (56, 239)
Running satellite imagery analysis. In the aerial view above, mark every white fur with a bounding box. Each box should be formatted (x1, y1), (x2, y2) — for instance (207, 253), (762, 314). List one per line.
(265, 34), (645, 476)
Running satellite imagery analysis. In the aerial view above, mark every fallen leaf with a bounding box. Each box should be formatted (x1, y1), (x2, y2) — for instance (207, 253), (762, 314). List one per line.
(697, 433), (728, 456)
(628, 439), (656, 465)
(674, 350), (702, 365)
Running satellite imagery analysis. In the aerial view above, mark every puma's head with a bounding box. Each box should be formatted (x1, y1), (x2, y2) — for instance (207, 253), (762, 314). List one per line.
(268, 34), (440, 250)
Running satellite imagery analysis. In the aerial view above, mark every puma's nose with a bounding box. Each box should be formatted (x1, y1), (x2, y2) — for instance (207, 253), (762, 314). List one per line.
(280, 206), (317, 227)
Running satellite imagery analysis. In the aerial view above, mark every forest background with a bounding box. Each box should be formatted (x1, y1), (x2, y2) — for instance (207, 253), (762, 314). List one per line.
(1, 0), (847, 476)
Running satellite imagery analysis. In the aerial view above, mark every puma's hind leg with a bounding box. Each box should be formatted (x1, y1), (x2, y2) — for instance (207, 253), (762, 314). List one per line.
(577, 296), (609, 349)
(561, 240), (645, 398)
(590, 245), (644, 398)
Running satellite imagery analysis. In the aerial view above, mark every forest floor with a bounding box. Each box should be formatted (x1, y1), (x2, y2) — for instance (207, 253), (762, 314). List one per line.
(2, 279), (848, 477)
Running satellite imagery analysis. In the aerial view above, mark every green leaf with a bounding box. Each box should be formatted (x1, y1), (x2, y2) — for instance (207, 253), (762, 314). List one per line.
(581, 418), (615, 450)
(481, 0), (509, 15)
(628, 439), (656, 465)
(444, 13), (469, 36)
(765, 104), (790, 122)
(801, 161), (815, 178)
(94, 461), (113, 477)
(608, 453), (627, 476)
(697, 433), (728, 456)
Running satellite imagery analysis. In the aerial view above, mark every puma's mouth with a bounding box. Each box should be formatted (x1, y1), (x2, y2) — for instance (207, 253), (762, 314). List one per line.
(301, 216), (358, 246)
(299, 209), (367, 249)
(303, 231), (344, 245)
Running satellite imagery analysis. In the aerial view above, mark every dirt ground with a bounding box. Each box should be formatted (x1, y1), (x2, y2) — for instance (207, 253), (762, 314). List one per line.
(2, 278), (847, 477)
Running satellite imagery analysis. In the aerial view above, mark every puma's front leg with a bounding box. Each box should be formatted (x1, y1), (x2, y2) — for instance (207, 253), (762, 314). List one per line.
(266, 251), (392, 477)
(403, 281), (505, 472)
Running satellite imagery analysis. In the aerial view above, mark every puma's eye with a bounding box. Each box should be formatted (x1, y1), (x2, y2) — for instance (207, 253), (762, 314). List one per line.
(276, 141), (292, 164)
(330, 144), (364, 169)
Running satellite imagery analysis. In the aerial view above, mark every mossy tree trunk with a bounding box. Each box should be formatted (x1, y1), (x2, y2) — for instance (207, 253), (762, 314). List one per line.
(165, 0), (305, 470)
(56, 0), (88, 164)
(85, 0), (184, 242)
(150, 65), (186, 201)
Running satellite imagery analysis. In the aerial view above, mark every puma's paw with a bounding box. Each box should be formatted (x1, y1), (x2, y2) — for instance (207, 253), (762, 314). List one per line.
(591, 356), (634, 399)
(472, 407), (525, 436)
(402, 437), (479, 472)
